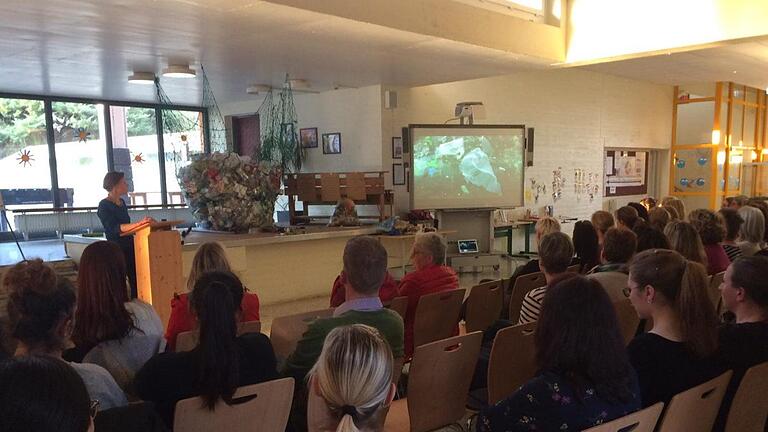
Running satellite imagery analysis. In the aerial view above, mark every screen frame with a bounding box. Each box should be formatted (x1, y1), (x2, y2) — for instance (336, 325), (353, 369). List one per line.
(408, 124), (526, 210)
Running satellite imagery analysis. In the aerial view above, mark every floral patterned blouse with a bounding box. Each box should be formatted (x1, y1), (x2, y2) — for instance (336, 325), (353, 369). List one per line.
(478, 371), (640, 432)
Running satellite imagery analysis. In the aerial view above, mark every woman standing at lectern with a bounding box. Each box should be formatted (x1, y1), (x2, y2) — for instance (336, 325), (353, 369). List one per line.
(97, 171), (154, 298)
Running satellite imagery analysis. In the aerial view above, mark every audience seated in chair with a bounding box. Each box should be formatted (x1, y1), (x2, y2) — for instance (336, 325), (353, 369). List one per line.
(648, 207), (671, 232)
(509, 216), (561, 277)
(737, 205), (766, 257)
(615, 206), (641, 231)
(66, 241), (164, 393)
(573, 220), (600, 273)
(5, 259), (127, 409)
(591, 210), (615, 248)
(660, 196), (686, 222)
(718, 208), (744, 262)
(627, 202), (649, 222)
(396, 232), (458, 357)
(307, 325), (395, 432)
(587, 227), (636, 303)
(0, 355), (96, 432)
(689, 209), (731, 275)
(282, 236), (404, 431)
(633, 222), (670, 253)
(164, 242), (260, 352)
(664, 221), (708, 269)
(713, 256), (768, 431)
(134, 271), (277, 429)
(518, 232), (578, 324)
(626, 249), (724, 407)
(477, 276), (640, 432)
(329, 270), (398, 308)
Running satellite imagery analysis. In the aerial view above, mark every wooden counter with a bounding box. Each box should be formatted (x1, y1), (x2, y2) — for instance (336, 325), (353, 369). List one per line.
(64, 226), (379, 308)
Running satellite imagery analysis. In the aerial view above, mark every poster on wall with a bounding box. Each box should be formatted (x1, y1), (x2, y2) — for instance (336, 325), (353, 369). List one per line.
(604, 150), (648, 197)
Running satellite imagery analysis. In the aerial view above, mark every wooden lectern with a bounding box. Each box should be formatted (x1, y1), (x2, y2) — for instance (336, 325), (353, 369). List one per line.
(122, 220), (183, 326)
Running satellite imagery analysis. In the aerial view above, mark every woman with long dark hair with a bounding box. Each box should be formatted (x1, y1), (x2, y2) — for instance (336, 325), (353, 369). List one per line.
(478, 276), (640, 431)
(572, 220), (600, 273)
(626, 249), (722, 407)
(135, 271), (277, 428)
(69, 241), (163, 393)
(164, 242), (260, 351)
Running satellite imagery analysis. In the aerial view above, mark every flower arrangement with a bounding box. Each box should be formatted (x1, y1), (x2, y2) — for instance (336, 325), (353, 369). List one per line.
(178, 152), (281, 232)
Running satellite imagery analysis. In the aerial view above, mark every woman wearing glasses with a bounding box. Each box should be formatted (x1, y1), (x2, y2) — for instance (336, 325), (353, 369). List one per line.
(625, 249), (724, 407)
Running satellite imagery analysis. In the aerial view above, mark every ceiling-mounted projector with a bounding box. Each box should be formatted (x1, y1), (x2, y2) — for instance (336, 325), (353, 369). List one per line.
(455, 101), (485, 125)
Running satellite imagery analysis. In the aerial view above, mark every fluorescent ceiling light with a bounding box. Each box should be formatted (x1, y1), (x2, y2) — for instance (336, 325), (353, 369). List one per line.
(247, 84), (272, 95)
(163, 65), (196, 78)
(128, 72), (155, 84)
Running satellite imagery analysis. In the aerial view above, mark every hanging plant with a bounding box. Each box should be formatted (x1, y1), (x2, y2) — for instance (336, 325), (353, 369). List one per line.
(256, 75), (304, 174)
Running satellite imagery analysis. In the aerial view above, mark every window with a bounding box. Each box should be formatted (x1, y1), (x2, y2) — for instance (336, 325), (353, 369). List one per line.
(0, 98), (54, 212)
(109, 106), (163, 205)
(52, 101), (109, 207)
(162, 109), (205, 204)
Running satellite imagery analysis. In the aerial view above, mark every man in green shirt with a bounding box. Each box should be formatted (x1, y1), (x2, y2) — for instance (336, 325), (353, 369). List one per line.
(282, 236), (404, 430)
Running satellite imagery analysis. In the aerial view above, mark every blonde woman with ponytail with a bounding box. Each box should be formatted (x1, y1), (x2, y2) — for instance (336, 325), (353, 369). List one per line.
(307, 325), (396, 432)
(625, 249), (724, 407)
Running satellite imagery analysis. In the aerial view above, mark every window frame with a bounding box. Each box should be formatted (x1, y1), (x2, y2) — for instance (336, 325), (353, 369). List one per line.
(0, 91), (208, 208)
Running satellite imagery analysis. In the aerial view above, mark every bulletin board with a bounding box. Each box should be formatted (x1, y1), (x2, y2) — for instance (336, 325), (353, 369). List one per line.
(604, 150), (649, 197)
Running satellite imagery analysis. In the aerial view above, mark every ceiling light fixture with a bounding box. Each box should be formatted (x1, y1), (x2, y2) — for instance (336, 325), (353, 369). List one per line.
(246, 84), (272, 95)
(128, 72), (156, 84)
(163, 64), (196, 78)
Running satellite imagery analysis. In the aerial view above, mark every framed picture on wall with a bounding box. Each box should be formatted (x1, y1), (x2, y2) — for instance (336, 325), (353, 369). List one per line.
(300, 128), (318, 148)
(604, 149), (649, 196)
(392, 137), (403, 159)
(393, 163), (405, 185)
(322, 133), (342, 154)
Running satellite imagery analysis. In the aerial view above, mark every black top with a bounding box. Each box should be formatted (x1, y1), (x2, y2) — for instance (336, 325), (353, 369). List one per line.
(97, 198), (132, 249)
(134, 333), (278, 429)
(713, 321), (768, 431)
(627, 332), (724, 407)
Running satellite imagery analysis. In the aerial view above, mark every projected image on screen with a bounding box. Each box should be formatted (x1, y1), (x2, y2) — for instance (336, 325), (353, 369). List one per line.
(412, 126), (524, 209)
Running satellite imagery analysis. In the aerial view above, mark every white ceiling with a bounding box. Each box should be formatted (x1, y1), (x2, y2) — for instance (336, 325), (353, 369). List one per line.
(582, 38), (768, 91)
(0, 0), (548, 106)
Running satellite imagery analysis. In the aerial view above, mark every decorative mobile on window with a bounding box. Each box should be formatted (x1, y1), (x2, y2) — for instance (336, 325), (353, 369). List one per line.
(132, 152), (145, 164)
(76, 127), (91, 143)
(16, 149), (34, 167)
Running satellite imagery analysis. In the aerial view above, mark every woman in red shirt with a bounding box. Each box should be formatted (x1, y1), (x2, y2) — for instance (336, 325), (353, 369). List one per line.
(164, 242), (260, 351)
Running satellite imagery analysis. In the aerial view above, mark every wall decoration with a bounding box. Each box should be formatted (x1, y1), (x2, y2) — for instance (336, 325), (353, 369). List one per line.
(133, 153), (146, 164)
(676, 158), (686, 169)
(695, 177), (706, 187)
(76, 127), (91, 143)
(393, 163), (405, 185)
(16, 149), (34, 167)
(300, 128), (318, 148)
(697, 156), (708, 166)
(528, 178), (546, 204)
(574, 169), (601, 203)
(605, 150), (649, 197)
(392, 137), (403, 159)
(552, 167), (565, 201)
(255, 75), (303, 172)
(322, 133), (342, 154)
(680, 177), (690, 187)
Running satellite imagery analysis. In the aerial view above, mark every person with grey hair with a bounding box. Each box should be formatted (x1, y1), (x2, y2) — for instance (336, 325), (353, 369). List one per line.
(396, 232), (459, 358)
(737, 206), (766, 257)
(283, 236), (404, 431)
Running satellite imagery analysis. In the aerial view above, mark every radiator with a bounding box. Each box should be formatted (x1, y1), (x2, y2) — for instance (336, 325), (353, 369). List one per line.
(13, 208), (196, 238)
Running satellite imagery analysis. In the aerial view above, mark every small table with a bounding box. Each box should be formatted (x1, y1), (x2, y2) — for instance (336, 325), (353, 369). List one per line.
(494, 221), (535, 257)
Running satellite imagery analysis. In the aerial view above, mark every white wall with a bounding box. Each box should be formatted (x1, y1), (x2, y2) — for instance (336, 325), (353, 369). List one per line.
(383, 68), (673, 221)
(221, 85), (384, 173)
